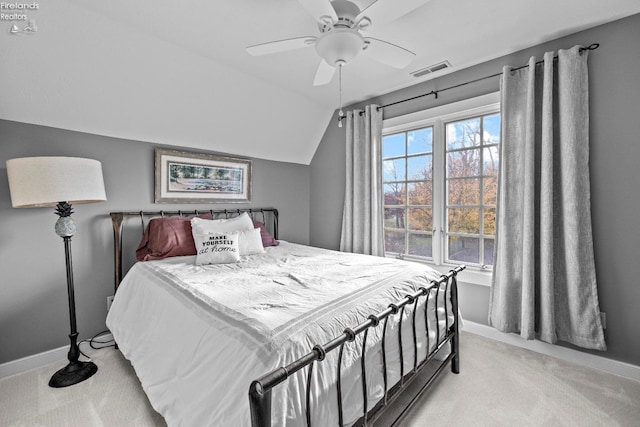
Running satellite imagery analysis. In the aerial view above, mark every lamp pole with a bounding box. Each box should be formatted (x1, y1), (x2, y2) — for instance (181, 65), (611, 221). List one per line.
(48, 202), (98, 388)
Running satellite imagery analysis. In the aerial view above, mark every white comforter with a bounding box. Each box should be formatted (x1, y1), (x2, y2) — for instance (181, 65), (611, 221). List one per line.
(106, 242), (452, 427)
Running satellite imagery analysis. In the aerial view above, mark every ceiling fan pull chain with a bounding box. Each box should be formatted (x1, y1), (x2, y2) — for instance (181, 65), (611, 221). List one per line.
(338, 62), (344, 128)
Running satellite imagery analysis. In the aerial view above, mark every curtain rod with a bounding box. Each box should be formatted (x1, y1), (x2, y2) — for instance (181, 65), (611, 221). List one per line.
(376, 43), (600, 112)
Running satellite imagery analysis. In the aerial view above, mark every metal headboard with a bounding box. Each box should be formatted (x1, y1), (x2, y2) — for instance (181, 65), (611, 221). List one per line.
(109, 208), (279, 292)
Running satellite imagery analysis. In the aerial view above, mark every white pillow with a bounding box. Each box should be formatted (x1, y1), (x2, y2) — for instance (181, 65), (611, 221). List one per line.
(238, 228), (265, 255)
(191, 212), (254, 235)
(193, 231), (240, 265)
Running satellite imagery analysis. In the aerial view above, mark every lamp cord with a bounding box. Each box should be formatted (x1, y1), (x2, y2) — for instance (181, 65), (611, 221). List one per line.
(78, 329), (116, 359)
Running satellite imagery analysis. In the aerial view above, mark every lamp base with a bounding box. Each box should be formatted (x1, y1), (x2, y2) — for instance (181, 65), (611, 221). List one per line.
(49, 361), (98, 388)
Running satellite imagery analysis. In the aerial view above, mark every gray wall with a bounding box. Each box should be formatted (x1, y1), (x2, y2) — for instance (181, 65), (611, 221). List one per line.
(0, 120), (310, 364)
(310, 14), (640, 366)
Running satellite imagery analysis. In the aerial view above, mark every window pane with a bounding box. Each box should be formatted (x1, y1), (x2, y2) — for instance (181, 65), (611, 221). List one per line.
(446, 118), (481, 150)
(483, 176), (497, 205)
(407, 181), (432, 205)
(385, 230), (405, 254)
(408, 233), (432, 258)
(483, 114), (501, 145)
(448, 236), (480, 264)
(448, 208), (480, 234)
(384, 208), (405, 229)
(383, 133), (405, 158)
(407, 127), (432, 155)
(448, 178), (480, 205)
(383, 159), (406, 182)
(384, 183), (405, 205)
(447, 149), (480, 177)
(484, 238), (495, 266)
(483, 208), (496, 235)
(408, 208), (432, 231)
(407, 155), (432, 180)
(483, 146), (499, 176)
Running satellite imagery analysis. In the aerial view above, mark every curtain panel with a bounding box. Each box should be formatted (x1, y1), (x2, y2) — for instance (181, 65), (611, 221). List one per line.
(340, 104), (385, 256)
(489, 47), (606, 350)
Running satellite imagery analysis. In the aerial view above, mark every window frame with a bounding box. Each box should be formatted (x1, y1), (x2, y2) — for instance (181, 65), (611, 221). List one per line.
(382, 92), (500, 278)
(444, 112), (500, 269)
(382, 127), (435, 260)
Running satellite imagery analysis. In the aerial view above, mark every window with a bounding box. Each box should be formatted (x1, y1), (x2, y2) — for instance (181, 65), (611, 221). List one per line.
(382, 93), (500, 269)
(383, 127), (435, 258)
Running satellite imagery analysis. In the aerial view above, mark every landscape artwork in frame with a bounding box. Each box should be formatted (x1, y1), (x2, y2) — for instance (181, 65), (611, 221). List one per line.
(155, 148), (252, 203)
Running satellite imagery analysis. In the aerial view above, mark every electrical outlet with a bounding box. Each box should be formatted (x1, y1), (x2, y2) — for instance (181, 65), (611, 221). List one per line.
(107, 295), (115, 312)
(600, 312), (606, 329)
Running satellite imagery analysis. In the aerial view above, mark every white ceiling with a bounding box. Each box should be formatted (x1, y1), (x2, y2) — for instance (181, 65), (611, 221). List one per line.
(2, 0), (639, 164)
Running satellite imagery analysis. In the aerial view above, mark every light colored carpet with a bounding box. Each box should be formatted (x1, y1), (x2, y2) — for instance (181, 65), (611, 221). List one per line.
(378, 332), (640, 427)
(0, 345), (165, 427)
(1, 331), (638, 426)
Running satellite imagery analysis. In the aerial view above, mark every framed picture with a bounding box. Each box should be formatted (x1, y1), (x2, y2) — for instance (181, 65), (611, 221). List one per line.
(155, 148), (252, 203)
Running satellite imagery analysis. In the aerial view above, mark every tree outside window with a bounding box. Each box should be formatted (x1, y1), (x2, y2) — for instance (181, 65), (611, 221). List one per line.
(382, 111), (500, 268)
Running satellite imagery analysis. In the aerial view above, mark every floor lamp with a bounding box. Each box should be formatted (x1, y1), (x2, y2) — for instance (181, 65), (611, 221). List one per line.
(6, 156), (107, 388)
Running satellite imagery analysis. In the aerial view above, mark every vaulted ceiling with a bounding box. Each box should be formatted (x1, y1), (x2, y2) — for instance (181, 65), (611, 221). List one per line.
(2, 0), (639, 164)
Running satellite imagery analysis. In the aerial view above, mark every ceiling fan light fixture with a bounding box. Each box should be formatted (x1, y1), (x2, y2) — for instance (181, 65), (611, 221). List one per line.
(315, 28), (364, 67)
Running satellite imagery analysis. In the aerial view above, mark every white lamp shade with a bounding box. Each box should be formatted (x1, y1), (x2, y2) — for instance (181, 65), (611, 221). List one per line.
(6, 157), (107, 208)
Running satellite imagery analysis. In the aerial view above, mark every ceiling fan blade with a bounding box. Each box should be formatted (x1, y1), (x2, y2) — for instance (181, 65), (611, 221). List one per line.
(356, 0), (430, 28)
(363, 37), (415, 69)
(246, 36), (317, 56)
(297, 0), (338, 23)
(313, 60), (336, 86)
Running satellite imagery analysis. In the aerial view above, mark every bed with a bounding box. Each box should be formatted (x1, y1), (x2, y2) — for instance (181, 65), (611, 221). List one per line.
(106, 208), (464, 426)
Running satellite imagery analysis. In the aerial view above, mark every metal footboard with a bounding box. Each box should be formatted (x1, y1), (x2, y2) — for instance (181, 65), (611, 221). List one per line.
(249, 265), (465, 427)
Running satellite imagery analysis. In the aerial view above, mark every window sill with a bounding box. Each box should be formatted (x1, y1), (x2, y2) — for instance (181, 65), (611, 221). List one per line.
(387, 255), (492, 287)
(436, 263), (492, 287)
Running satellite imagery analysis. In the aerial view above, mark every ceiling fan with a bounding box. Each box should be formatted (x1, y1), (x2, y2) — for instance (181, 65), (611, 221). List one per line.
(246, 0), (429, 86)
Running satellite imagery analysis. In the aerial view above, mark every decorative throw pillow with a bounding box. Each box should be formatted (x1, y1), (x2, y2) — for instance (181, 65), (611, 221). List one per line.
(193, 231), (240, 265)
(136, 214), (212, 261)
(191, 212), (254, 235)
(253, 221), (279, 247)
(238, 228), (265, 255)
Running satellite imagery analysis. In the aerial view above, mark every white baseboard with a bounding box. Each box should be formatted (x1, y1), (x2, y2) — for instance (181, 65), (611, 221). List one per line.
(462, 321), (640, 382)
(0, 333), (113, 379)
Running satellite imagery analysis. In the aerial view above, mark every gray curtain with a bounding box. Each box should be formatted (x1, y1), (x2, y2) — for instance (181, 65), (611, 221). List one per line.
(340, 104), (385, 256)
(489, 46), (606, 350)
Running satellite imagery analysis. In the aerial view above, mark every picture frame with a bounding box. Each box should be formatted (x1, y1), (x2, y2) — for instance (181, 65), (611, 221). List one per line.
(154, 148), (252, 203)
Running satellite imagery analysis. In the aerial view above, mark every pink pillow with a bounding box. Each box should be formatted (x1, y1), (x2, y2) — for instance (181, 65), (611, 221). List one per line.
(253, 221), (279, 247)
(136, 214), (212, 261)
